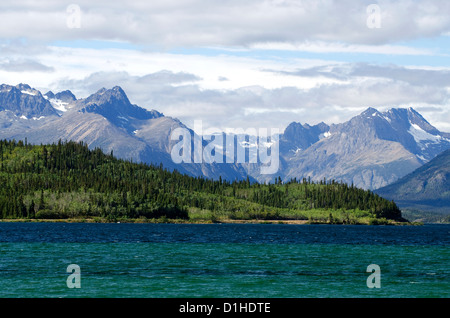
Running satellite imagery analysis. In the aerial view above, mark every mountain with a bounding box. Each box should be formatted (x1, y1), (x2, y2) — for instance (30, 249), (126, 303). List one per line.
(0, 84), (60, 140)
(376, 148), (450, 218)
(44, 89), (77, 113)
(1, 83), (449, 193)
(279, 107), (450, 190)
(0, 84), (58, 118)
(0, 84), (249, 182)
(77, 86), (164, 132)
(279, 121), (330, 155)
(45, 90), (76, 103)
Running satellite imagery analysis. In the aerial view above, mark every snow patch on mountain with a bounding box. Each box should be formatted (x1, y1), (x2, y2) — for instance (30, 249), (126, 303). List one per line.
(49, 99), (69, 112)
(382, 115), (391, 123)
(21, 90), (38, 96)
(318, 131), (332, 140)
(408, 123), (442, 143)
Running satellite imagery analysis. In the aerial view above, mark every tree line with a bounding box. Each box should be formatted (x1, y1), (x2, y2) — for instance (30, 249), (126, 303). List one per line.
(0, 139), (402, 221)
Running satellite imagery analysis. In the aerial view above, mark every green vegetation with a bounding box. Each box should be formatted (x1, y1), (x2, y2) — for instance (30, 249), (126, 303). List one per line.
(0, 139), (406, 224)
(401, 208), (448, 224)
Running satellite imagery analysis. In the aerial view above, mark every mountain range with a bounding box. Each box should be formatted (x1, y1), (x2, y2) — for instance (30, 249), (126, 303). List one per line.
(376, 148), (450, 220)
(0, 84), (249, 182)
(280, 107), (450, 190)
(1, 83), (450, 212)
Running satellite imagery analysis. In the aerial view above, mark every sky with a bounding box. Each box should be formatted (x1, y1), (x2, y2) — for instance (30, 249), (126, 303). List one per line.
(1, 0), (450, 133)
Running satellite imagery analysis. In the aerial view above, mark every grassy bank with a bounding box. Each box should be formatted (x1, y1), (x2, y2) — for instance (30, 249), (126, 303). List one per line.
(0, 211), (418, 225)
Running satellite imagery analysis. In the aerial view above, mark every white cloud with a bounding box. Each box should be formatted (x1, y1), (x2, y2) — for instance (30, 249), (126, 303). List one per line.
(0, 59), (54, 72)
(0, 42), (448, 133)
(249, 41), (436, 56)
(54, 67), (449, 133)
(1, 1), (450, 134)
(26, 46), (331, 94)
(1, 0), (450, 47)
(270, 63), (450, 87)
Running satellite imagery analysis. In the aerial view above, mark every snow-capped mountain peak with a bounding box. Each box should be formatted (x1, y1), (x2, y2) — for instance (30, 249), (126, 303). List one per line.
(44, 90), (77, 114)
(0, 83), (58, 118)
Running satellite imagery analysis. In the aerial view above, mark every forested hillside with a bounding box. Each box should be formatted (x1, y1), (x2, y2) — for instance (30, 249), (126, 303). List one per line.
(0, 139), (404, 224)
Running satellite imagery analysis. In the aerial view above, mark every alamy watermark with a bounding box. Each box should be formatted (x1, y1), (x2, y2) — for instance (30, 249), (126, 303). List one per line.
(63, 262), (381, 292)
(66, 264), (81, 288)
(367, 4), (381, 29)
(366, 264), (381, 288)
(170, 120), (280, 175)
(66, 4), (82, 29)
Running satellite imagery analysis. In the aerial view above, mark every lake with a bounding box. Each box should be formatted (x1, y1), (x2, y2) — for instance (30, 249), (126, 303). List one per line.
(0, 223), (448, 298)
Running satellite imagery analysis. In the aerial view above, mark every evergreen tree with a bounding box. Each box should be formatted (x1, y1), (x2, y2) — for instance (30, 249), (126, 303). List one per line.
(0, 139), (403, 222)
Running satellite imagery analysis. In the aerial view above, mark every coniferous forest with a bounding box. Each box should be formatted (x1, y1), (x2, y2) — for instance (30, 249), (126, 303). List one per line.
(0, 139), (405, 224)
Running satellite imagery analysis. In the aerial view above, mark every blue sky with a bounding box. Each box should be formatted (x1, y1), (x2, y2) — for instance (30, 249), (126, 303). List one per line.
(49, 35), (450, 67)
(1, 0), (450, 132)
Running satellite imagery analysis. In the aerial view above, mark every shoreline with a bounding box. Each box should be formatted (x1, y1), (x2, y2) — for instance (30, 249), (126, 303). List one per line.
(0, 218), (419, 225)
(0, 218), (313, 225)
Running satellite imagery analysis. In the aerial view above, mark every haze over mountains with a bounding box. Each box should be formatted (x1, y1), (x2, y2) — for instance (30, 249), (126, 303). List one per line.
(1, 83), (450, 196)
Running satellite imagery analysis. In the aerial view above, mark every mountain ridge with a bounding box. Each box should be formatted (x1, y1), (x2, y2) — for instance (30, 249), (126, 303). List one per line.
(0, 84), (59, 118)
(280, 106), (450, 190)
(0, 83), (252, 182)
(1, 83), (449, 194)
(376, 148), (450, 215)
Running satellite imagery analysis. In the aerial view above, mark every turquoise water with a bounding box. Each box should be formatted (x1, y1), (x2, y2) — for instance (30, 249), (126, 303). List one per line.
(0, 223), (448, 298)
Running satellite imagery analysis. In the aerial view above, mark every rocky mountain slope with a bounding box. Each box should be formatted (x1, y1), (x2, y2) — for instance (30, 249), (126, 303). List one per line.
(376, 148), (450, 214)
(280, 107), (450, 189)
(0, 84), (249, 181)
(1, 83), (449, 192)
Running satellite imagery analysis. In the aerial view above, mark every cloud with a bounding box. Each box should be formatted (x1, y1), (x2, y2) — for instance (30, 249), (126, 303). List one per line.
(0, 59), (54, 72)
(249, 41), (435, 56)
(1, 1), (449, 133)
(1, 0), (450, 47)
(58, 69), (450, 134)
(0, 39), (51, 56)
(270, 63), (450, 87)
(270, 65), (350, 81)
(349, 63), (450, 87)
(54, 70), (202, 104)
